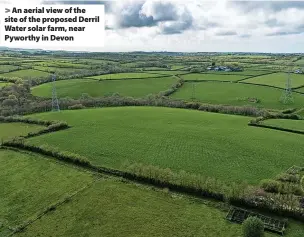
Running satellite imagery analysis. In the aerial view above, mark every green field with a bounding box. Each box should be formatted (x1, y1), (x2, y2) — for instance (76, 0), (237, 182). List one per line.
(144, 70), (189, 75)
(27, 107), (304, 184)
(0, 149), (93, 236)
(0, 82), (12, 88)
(0, 69), (50, 79)
(87, 72), (165, 80)
(204, 70), (274, 76)
(243, 73), (304, 88)
(170, 65), (186, 70)
(14, 178), (304, 237)
(180, 73), (247, 81)
(0, 122), (44, 141)
(171, 81), (304, 109)
(0, 65), (19, 73)
(262, 119), (304, 132)
(296, 87), (304, 93)
(32, 77), (177, 98)
(15, 180), (241, 237)
(33, 66), (89, 74)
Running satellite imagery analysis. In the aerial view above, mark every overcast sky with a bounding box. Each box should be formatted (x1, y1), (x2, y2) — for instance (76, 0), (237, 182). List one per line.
(3, 0), (304, 53)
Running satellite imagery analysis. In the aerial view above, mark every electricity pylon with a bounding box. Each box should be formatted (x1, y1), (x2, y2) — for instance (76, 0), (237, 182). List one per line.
(51, 74), (60, 111)
(280, 70), (294, 105)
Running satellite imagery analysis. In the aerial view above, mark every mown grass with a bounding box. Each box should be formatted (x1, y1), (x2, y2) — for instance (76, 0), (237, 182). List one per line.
(180, 73), (247, 81)
(14, 179), (242, 237)
(0, 122), (44, 141)
(170, 65), (186, 70)
(171, 81), (304, 109)
(262, 119), (304, 132)
(243, 73), (304, 88)
(31, 77), (177, 98)
(0, 149), (94, 236)
(0, 69), (50, 79)
(27, 107), (304, 184)
(0, 82), (12, 88)
(87, 72), (165, 80)
(0, 65), (19, 73)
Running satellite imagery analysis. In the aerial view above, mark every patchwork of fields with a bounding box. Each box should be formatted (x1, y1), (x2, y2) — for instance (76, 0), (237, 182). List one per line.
(1, 53), (304, 237)
(32, 77), (177, 98)
(26, 107), (304, 184)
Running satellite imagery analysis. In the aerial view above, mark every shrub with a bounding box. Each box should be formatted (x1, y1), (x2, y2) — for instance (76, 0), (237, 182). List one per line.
(260, 179), (281, 193)
(242, 217), (264, 237)
(68, 104), (85, 110)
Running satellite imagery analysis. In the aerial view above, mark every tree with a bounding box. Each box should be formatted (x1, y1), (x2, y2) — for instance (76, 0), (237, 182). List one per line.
(243, 217), (264, 237)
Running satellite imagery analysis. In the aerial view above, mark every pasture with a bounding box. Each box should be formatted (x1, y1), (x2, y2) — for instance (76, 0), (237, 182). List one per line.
(262, 119), (304, 132)
(170, 81), (304, 109)
(15, 180), (242, 237)
(243, 73), (304, 88)
(0, 69), (50, 79)
(203, 70), (274, 76)
(297, 87), (304, 93)
(0, 149), (93, 236)
(0, 65), (19, 73)
(180, 73), (247, 82)
(32, 77), (177, 98)
(87, 72), (165, 80)
(0, 122), (44, 141)
(144, 70), (189, 75)
(27, 107), (304, 184)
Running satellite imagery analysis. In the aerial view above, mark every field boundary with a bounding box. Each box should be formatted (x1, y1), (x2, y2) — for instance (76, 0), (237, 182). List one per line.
(248, 123), (304, 135)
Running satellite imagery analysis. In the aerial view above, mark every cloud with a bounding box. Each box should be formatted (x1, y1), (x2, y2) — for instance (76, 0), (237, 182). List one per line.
(111, 0), (193, 34)
(215, 30), (237, 36)
(266, 31), (303, 37)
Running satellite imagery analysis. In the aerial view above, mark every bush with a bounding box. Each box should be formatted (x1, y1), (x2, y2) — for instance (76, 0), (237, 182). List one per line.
(68, 104), (85, 110)
(243, 217), (264, 237)
(260, 179), (281, 193)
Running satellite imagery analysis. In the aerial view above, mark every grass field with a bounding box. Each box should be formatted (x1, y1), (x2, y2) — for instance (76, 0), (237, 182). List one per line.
(0, 149), (93, 236)
(87, 72), (165, 80)
(0, 69), (50, 79)
(144, 70), (189, 75)
(27, 107), (304, 184)
(32, 77), (177, 98)
(14, 178), (304, 237)
(171, 81), (304, 109)
(33, 66), (89, 74)
(180, 73), (247, 81)
(203, 70), (274, 76)
(262, 119), (304, 132)
(0, 122), (44, 141)
(0, 82), (12, 88)
(243, 73), (304, 88)
(0, 65), (19, 73)
(15, 179), (242, 237)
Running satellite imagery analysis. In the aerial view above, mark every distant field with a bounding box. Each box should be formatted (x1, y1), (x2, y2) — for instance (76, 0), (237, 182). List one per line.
(0, 122), (44, 141)
(33, 66), (90, 74)
(15, 179), (243, 237)
(0, 82), (12, 88)
(27, 107), (304, 184)
(87, 72), (165, 80)
(170, 65), (186, 70)
(36, 61), (92, 69)
(0, 149), (93, 236)
(243, 73), (304, 88)
(0, 65), (19, 73)
(0, 69), (50, 79)
(204, 70), (274, 76)
(262, 119), (304, 132)
(180, 73), (247, 81)
(144, 70), (189, 75)
(171, 81), (304, 109)
(32, 77), (176, 98)
(295, 59), (304, 65)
